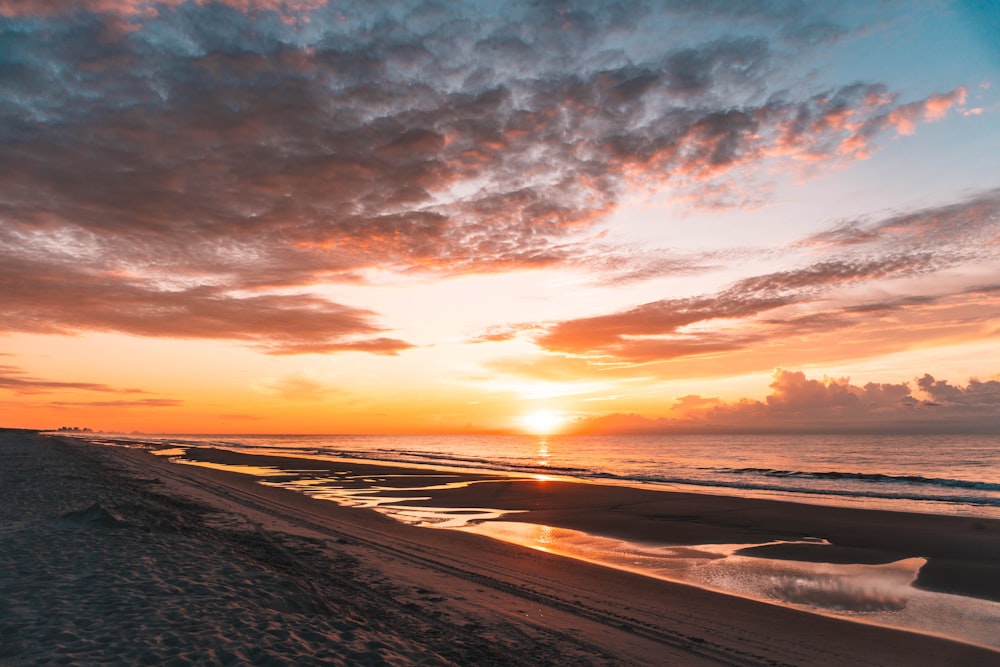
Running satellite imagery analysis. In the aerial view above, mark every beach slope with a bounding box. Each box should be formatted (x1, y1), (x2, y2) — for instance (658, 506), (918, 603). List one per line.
(1, 432), (995, 666)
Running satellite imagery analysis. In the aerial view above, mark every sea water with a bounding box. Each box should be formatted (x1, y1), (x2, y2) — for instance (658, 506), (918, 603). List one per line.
(102, 432), (1000, 518)
(85, 431), (1000, 649)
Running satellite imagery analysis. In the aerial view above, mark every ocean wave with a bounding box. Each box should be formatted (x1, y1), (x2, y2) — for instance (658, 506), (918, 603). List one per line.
(699, 467), (1000, 492)
(301, 447), (597, 476)
(314, 450), (1000, 508)
(236, 446), (1000, 508)
(95, 435), (1000, 511)
(588, 471), (1000, 507)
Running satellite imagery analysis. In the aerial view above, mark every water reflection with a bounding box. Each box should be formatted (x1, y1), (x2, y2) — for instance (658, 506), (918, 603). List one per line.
(536, 437), (550, 466)
(460, 521), (1000, 650)
(531, 524), (554, 551)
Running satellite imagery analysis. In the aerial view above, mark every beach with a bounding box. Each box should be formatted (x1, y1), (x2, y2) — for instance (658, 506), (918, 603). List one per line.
(2, 432), (998, 666)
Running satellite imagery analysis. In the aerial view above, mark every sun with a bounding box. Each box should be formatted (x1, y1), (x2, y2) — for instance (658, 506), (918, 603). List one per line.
(519, 410), (567, 435)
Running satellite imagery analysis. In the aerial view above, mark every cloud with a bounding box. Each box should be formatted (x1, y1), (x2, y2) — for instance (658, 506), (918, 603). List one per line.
(0, 253), (412, 355)
(796, 221), (883, 248)
(533, 191), (1000, 364)
(536, 256), (934, 361)
(880, 87), (967, 136)
(573, 369), (1000, 434)
(260, 374), (331, 401)
(470, 326), (525, 344)
(0, 1), (327, 20)
(0, 2), (976, 352)
(916, 374), (1000, 408)
(0, 364), (148, 395)
(49, 398), (183, 408)
(763, 369), (914, 414)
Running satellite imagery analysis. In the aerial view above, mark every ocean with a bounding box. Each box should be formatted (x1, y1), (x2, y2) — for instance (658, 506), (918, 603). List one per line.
(97, 432), (1000, 519)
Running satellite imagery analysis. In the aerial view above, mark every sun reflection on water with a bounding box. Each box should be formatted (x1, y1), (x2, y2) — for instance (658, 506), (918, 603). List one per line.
(532, 524), (554, 551)
(537, 437), (550, 466)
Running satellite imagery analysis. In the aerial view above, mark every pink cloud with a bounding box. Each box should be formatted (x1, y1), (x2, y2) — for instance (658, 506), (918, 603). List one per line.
(603, 83), (965, 203)
(884, 87), (966, 136)
(0, 0), (326, 18)
(509, 190), (1000, 371)
(536, 254), (938, 362)
(573, 369), (1000, 434)
(924, 87), (967, 120)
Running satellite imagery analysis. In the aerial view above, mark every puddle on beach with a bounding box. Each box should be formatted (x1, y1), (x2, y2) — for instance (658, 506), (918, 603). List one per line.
(261, 474), (529, 529)
(166, 455), (521, 525)
(150, 447), (188, 457)
(459, 521), (1000, 651)
(171, 458), (300, 478)
(263, 467), (1000, 651)
(150, 448), (302, 479)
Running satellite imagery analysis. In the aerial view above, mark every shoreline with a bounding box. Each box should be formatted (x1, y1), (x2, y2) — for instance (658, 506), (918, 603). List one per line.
(82, 431), (1000, 522)
(163, 443), (1000, 649)
(173, 444), (1000, 603)
(4, 433), (998, 665)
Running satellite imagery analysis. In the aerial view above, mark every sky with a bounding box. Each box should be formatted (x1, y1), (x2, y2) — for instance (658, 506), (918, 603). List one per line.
(1, 0), (999, 434)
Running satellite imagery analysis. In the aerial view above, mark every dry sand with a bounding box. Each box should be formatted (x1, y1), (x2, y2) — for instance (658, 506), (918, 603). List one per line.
(2, 432), (997, 666)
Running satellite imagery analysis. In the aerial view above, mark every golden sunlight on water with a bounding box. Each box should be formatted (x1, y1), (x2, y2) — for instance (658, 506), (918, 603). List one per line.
(537, 438), (550, 466)
(460, 522), (1000, 650)
(533, 524), (554, 552)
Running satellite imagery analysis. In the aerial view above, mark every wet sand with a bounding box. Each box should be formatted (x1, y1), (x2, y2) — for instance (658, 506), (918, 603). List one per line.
(182, 445), (1000, 603)
(3, 433), (998, 666)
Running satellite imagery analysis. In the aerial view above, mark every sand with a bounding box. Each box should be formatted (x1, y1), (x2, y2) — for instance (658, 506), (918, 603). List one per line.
(2, 432), (997, 666)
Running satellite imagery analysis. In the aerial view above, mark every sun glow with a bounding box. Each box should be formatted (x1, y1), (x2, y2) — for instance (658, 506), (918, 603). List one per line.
(519, 410), (567, 435)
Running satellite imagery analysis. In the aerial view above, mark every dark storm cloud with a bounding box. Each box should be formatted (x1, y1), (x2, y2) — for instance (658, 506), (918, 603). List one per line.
(0, 1), (967, 352)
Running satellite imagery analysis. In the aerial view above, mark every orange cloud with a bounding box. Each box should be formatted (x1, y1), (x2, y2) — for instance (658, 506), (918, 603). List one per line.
(0, 255), (412, 355)
(49, 398), (183, 408)
(0, 364), (149, 395)
(530, 191), (1000, 365)
(573, 369), (1000, 434)
(536, 257), (930, 361)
